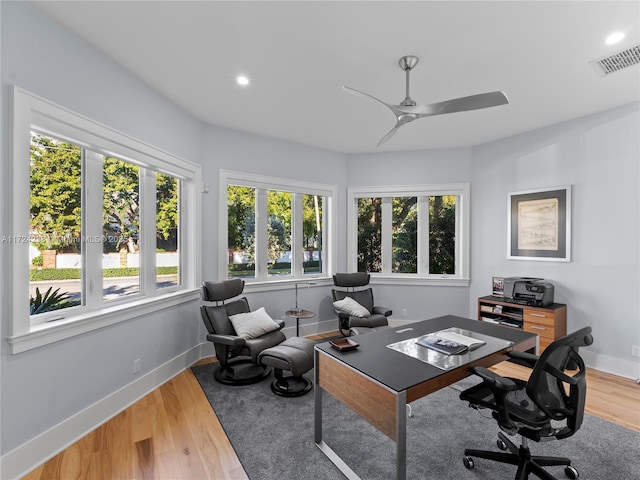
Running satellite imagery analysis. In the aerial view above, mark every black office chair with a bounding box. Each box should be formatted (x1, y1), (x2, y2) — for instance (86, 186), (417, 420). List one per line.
(200, 278), (286, 385)
(331, 272), (392, 336)
(459, 327), (593, 480)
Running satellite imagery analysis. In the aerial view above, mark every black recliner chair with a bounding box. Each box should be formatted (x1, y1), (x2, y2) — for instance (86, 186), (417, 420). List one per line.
(331, 272), (392, 336)
(459, 326), (593, 480)
(200, 278), (286, 385)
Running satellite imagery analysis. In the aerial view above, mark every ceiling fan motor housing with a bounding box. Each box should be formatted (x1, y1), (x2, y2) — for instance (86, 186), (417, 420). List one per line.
(399, 55), (419, 71)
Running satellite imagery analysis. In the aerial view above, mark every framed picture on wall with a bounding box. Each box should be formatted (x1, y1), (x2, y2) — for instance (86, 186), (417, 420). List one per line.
(492, 277), (504, 296)
(507, 186), (572, 262)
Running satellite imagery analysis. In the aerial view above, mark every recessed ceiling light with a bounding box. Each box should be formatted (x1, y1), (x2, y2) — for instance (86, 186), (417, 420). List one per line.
(236, 75), (249, 86)
(605, 32), (625, 45)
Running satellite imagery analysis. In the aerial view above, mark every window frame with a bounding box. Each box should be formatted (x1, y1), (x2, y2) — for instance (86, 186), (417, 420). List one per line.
(347, 183), (470, 286)
(6, 86), (202, 353)
(219, 169), (336, 285)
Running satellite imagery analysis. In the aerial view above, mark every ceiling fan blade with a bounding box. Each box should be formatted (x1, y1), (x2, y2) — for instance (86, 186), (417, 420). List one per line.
(377, 123), (401, 147)
(343, 86), (403, 116)
(415, 91), (509, 116)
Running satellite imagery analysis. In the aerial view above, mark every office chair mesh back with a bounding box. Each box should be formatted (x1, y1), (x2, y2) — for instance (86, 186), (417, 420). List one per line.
(459, 327), (592, 480)
(525, 330), (591, 439)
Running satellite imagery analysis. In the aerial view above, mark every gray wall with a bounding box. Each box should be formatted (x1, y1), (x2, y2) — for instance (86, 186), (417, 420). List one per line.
(469, 103), (640, 378)
(1, 1), (639, 476)
(198, 124), (348, 332)
(0, 1), (205, 458)
(344, 148), (474, 321)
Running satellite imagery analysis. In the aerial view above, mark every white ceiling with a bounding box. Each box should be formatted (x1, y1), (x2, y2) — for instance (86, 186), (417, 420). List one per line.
(31, 1), (640, 154)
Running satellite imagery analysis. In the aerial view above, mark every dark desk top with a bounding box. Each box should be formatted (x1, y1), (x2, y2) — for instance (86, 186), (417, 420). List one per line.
(315, 315), (536, 393)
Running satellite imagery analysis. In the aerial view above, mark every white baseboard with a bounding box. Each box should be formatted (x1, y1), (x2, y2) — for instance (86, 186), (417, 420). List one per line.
(0, 343), (211, 480)
(581, 349), (640, 382)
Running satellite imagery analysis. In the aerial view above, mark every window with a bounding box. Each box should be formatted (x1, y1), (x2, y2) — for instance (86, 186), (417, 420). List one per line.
(7, 86), (201, 353)
(221, 170), (335, 283)
(156, 172), (180, 289)
(348, 184), (470, 283)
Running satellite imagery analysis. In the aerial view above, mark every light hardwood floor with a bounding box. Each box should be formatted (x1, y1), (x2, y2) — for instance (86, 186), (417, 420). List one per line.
(22, 332), (640, 480)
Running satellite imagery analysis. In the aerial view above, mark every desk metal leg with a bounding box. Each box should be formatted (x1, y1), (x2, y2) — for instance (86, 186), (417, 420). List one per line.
(314, 348), (361, 479)
(314, 348), (322, 444)
(314, 348), (408, 480)
(396, 391), (407, 480)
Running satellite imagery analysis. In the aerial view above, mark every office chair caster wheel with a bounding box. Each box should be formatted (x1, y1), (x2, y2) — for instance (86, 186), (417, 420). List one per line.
(463, 456), (474, 470)
(564, 466), (579, 479)
(497, 438), (508, 450)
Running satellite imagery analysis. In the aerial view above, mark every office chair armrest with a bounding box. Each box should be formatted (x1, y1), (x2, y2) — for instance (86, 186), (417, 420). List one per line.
(472, 366), (519, 434)
(507, 350), (539, 368)
(472, 366), (518, 392)
(372, 306), (392, 317)
(206, 333), (246, 347)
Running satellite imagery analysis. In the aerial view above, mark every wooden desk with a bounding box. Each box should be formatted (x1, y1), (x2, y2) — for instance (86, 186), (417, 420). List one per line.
(313, 315), (537, 480)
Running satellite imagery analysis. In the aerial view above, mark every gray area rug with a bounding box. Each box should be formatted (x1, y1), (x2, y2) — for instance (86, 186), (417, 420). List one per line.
(192, 365), (639, 480)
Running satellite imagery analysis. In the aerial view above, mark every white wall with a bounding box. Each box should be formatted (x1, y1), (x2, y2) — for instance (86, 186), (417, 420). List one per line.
(343, 148), (474, 320)
(200, 124), (348, 282)
(198, 124), (348, 334)
(0, 2), (206, 475)
(0, 4), (347, 477)
(469, 102), (640, 379)
(1, 2), (638, 478)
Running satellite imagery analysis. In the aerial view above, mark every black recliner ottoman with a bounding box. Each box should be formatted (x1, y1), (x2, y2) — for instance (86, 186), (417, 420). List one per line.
(258, 337), (314, 397)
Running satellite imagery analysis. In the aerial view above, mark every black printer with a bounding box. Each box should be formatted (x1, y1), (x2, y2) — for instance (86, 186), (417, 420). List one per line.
(503, 277), (555, 307)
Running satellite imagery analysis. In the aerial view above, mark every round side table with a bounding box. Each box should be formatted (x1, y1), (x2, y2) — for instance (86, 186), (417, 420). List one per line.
(285, 309), (315, 337)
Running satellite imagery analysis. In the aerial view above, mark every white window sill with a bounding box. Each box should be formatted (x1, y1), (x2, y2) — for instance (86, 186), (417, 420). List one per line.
(368, 275), (471, 287)
(239, 275), (469, 292)
(6, 289), (200, 354)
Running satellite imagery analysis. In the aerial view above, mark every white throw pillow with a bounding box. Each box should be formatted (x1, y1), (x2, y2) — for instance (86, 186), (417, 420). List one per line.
(333, 296), (370, 318)
(229, 307), (280, 339)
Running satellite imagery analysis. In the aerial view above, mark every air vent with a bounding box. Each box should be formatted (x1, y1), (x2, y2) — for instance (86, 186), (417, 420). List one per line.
(590, 44), (640, 76)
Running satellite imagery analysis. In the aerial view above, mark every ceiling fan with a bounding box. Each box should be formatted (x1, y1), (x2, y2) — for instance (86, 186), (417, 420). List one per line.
(344, 56), (509, 146)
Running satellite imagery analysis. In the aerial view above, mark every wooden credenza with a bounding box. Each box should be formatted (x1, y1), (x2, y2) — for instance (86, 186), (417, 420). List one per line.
(478, 295), (567, 352)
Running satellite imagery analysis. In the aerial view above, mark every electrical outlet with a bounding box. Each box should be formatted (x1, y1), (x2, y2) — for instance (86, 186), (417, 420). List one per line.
(401, 309), (408, 317)
(133, 358), (141, 373)
(632, 345), (640, 358)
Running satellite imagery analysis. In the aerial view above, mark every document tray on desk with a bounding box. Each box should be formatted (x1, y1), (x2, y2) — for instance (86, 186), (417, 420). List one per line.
(387, 328), (513, 371)
(416, 328), (487, 355)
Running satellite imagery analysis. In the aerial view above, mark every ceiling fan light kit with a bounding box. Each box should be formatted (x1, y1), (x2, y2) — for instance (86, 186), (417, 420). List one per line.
(344, 55), (509, 146)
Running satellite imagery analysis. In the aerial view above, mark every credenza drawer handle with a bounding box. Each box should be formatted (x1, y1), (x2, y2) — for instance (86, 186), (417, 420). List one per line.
(530, 325), (547, 331)
(529, 313), (547, 318)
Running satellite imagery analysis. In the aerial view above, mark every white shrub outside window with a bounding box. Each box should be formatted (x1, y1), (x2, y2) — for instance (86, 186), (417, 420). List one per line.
(5, 87), (201, 353)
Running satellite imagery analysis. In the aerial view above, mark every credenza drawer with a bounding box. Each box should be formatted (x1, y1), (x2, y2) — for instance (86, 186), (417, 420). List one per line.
(523, 310), (556, 326)
(523, 322), (555, 339)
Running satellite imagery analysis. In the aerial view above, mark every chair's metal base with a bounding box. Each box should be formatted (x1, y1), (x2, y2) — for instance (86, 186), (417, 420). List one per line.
(270, 374), (313, 397)
(213, 358), (272, 386)
(464, 432), (574, 480)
